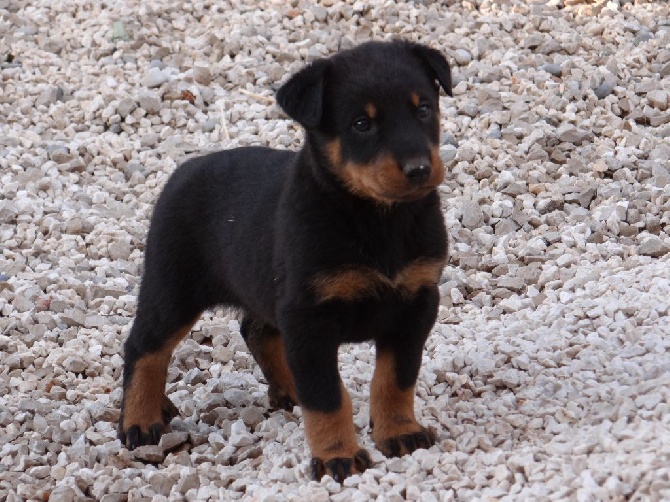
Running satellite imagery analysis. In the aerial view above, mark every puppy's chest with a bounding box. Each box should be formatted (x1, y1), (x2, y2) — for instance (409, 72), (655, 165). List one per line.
(310, 257), (445, 304)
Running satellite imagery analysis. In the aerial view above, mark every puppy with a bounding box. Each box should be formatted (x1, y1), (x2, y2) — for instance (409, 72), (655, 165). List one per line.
(118, 39), (452, 482)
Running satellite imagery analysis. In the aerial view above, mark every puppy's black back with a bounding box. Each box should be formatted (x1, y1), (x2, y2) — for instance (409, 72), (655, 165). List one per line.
(137, 147), (295, 335)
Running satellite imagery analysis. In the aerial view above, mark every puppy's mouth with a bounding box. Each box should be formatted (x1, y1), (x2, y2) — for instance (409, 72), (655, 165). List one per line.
(376, 184), (439, 203)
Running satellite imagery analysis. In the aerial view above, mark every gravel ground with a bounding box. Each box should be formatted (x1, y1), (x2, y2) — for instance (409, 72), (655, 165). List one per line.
(2, 0), (670, 500)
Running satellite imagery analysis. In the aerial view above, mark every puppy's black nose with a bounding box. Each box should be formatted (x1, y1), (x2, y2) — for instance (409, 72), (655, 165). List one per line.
(402, 158), (431, 184)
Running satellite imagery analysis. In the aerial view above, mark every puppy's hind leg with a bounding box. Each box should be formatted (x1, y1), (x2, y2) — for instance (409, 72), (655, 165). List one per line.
(118, 309), (198, 449)
(240, 316), (298, 411)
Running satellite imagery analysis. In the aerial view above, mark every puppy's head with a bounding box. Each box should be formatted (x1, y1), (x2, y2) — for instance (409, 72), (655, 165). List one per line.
(276, 40), (452, 205)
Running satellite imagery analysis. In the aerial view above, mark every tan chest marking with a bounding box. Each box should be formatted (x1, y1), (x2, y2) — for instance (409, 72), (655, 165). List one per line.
(311, 258), (445, 303)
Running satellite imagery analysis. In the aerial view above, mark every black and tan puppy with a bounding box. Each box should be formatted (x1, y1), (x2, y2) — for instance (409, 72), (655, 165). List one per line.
(118, 40), (452, 481)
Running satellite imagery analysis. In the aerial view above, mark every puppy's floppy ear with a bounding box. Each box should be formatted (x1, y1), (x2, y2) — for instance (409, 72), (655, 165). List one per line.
(276, 58), (331, 129)
(408, 43), (453, 97)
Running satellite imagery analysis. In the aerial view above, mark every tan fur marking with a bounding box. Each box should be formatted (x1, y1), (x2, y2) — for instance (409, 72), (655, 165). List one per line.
(410, 92), (420, 107)
(394, 258), (445, 297)
(365, 103), (377, 119)
(257, 334), (298, 405)
(370, 154), (409, 199)
(339, 154), (403, 205)
(303, 382), (360, 460)
(428, 145), (446, 186)
(312, 267), (386, 302)
(122, 322), (194, 431)
(312, 258), (445, 303)
(338, 144), (444, 204)
(370, 350), (422, 445)
(325, 138), (342, 168)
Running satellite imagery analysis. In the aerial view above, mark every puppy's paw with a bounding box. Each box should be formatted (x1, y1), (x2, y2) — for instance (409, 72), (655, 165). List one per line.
(268, 384), (297, 411)
(376, 427), (436, 458)
(311, 449), (372, 482)
(119, 423), (165, 450)
(118, 394), (179, 450)
(161, 394), (179, 423)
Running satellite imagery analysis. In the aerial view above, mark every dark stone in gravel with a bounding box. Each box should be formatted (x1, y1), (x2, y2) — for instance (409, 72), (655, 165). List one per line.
(587, 232), (606, 244)
(491, 264), (508, 276)
(594, 82), (614, 100)
(619, 224), (638, 237)
(518, 264), (542, 285)
(491, 287), (514, 299)
(577, 188), (597, 208)
(541, 64), (562, 77)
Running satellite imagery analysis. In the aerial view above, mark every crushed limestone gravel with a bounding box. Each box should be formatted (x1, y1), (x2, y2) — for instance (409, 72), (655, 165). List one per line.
(1, 0), (669, 500)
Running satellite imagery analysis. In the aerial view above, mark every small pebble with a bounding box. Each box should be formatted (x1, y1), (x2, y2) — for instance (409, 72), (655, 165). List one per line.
(594, 82), (614, 99)
(143, 67), (169, 88)
(453, 49), (472, 65)
(192, 66), (212, 86)
(541, 63), (562, 77)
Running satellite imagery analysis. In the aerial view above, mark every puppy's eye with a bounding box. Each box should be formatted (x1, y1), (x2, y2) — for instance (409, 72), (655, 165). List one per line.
(417, 103), (431, 119)
(352, 117), (372, 133)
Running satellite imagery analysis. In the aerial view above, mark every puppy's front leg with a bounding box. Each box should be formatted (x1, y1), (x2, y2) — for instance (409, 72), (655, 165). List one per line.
(370, 288), (439, 457)
(283, 330), (371, 482)
(370, 347), (436, 457)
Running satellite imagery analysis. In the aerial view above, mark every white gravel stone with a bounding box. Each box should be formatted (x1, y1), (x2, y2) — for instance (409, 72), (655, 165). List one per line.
(133, 445), (165, 463)
(158, 431), (189, 452)
(143, 67), (170, 88)
(647, 90), (668, 111)
(638, 236), (670, 257)
(229, 419), (255, 448)
(453, 49), (472, 66)
(138, 91), (162, 114)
